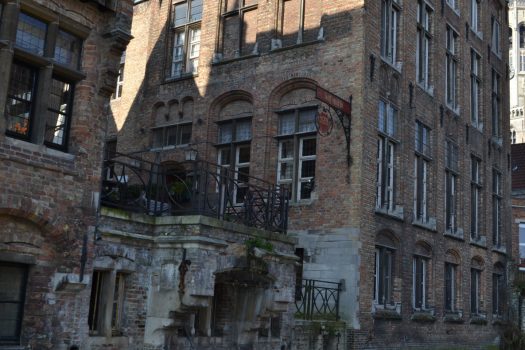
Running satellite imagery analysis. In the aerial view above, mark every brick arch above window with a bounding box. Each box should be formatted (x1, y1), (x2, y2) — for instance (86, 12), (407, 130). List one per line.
(167, 100), (180, 121)
(471, 256), (485, 270)
(445, 249), (461, 265)
(209, 90), (254, 123)
(376, 230), (399, 250)
(268, 78), (318, 111)
(152, 101), (168, 127)
(414, 240), (432, 258)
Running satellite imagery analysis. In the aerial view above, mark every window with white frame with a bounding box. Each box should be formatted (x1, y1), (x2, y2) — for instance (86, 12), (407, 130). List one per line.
(444, 262), (457, 311)
(470, 268), (481, 314)
(376, 100), (397, 212)
(520, 53), (525, 72)
(491, 16), (501, 56)
(276, 108), (317, 202)
(492, 70), (501, 138)
(471, 50), (481, 128)
(445, 140), (458, 233)
(220, 0), (258, 58)
(446, 0), (458, 12)
(374, 246), (394, 306)
(152, 123), (192, 148)
(471, 157), (481, 240)
(380, 0), (400, 64)
(470, 0), (480, 34)
(414, 121), (431, 223)
(167, 0), (202, 78)
(446, 25), (459, 111)
(217, 118), (252, 204)
(413, 255), (428, 310)
(520, 224), (525, 260)
(492, 169), (502, 247)
(417, 0), (432, 90)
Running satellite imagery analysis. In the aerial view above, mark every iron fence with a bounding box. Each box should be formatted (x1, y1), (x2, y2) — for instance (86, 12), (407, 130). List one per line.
(100, 152), (289, 233)
(295, 279), (341, 320)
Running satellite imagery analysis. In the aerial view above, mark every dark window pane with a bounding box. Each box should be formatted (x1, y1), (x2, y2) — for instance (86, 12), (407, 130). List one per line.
(54, 30), (82, 69)
(0, 263), (27, 341)
(302, 138), (316, 156)
(300, 182), (312, 199)
(238, 146), (250, 163)
(301, 160), (315, 178)
(180, 124), (192, 144)
(5, 63), (36, 137)
(238, 166), (249, 183)
(166, 126), (178, 145)
(16, 13), (47, 55)
(219, 148), (231, 165)
(280, 139), (293, 159)
(152, 129), (164, 148)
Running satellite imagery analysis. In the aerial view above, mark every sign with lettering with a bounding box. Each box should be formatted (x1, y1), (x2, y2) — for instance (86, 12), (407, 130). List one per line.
(315, 86), (351, 115)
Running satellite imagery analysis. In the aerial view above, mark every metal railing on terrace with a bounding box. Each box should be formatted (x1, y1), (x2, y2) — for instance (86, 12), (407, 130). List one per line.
(295, 279), (341, 320)
(100, 152), (289, 233)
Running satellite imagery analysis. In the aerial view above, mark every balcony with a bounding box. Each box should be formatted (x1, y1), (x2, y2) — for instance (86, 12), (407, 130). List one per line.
(100, 152), (289, 233)
(294, 279), (342, 321)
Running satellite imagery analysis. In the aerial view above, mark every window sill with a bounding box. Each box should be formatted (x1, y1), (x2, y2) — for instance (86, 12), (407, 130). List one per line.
(163, 72), (198, 84)
(289, 198), (315, 207)
(379, 57), (402, 74)
(412, 217), (436, 232)
(443, 310), (464, 323)
(375, 206), (404, 222)
(492, 245), (507, 255)
(372, 303), (402, 320)
(446, 5), (460, 16)
(470, 313), (487, 325)
(212, 53), (260, 66)
(445, 104), (460, 117)
(471, 122), (483, 133)
(416, 83), (434, 97)
(443, 228), (464, 240)
(0, 39), (8, 48)
(269, 38), (324, 54)
(470, 235), (487, 248)
(411, 309), (436, 323)
(490, 136), (503, 148)
(470, 29), (483, 41)
(0, 346), (27, 350)
(492, 315), (506, 326)
(5, 136), (75, 162)
(149, 144), (189, 152)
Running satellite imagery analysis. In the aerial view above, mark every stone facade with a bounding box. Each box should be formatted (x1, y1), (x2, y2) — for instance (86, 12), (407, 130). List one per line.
(105, 0), (514, 349)
(510, 0), (525, 145)
(0, 0), (132, 349)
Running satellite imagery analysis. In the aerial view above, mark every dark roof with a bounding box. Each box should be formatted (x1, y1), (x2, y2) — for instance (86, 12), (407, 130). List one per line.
(512, 143), (525, 190)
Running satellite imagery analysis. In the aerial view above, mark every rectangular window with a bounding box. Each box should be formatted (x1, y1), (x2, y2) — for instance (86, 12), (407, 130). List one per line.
(492, 70), (501, 138)
(15, 12), (47, 55)
(5, 62), (37, 139)
(492, 169), (502, 247)
(374, 246), (393, 306)
(471, 268), (481, 314)
(414, 122), (430, 222)
(54, 29), (82, 69)
(471, 50), (481, 128)
(445, 263), (456, 311)
(381, 0), (400, 64)
(88, 271), (126, 336)
(416, 1), (432, 89)
(221, 0), (258, 58)
(111, 272), (125, 333)
(44, 78), (74, 149)
(471, 157), (481, 240)
(520, 53), (525, 72)
(520, 224), (525, 261)
(0, 263), (28, 343)
(413, 256), (427, 309)
(111, 63), (124, 100)
(153, 123), (192, 148)
(376, 101), (397, 212)
(471, 0), (480, 33)
(277, 109), (317, 202)
(492, 273), (503, 316)
(446, 26), (459, 111)
(168, 0), (202, 78)
(492, 16), (501, 55)
(445, 141), (458, 232)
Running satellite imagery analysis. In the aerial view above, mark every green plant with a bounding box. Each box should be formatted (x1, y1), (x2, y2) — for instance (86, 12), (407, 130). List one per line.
(501, 324), (525, 350)
(245, 237), (273, 252)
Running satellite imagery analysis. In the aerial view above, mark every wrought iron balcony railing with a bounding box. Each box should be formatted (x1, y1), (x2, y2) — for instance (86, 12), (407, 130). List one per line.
(295, 279), (341, 321)
(101, 152), (289, 233)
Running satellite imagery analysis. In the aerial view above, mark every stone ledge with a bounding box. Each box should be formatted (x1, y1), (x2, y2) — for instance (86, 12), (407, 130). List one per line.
(372, 308), (402, 320)
(443, 312), (464, 323)
(411, 310), (436, 323)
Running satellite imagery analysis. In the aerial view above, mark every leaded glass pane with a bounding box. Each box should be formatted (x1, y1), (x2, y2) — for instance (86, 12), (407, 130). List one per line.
(180, 124), (192, 144)
(45, 79), (72, 147)
(219, 124), (233, 143)
(279, 113), (295, 135)
(54, 30), (82, 69)
(5, 63), (36, 137)
(174, 2), (188, 26)
(16, 13), (47, 55)
(235, 120), (251, 141)
(298, 109), (316, 133)
(190, 0), (203, 21)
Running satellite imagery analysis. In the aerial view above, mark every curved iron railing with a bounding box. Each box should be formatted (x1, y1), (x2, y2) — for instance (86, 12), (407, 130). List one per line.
(100, 152), (289, 233)
(295, 279), (341, 320)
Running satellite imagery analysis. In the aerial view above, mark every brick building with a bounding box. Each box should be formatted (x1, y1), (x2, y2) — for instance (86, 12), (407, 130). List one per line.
(510, 0), (525, 145)
(0, 0), (132, 349)
(102, 0), (514, 349)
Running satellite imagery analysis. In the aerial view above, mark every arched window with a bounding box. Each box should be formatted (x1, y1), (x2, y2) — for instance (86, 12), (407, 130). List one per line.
(492, 262), (505, 316)
(374, 231), (399, 307)
(413, 241), (432, 310)
(470, 256), (484, 315)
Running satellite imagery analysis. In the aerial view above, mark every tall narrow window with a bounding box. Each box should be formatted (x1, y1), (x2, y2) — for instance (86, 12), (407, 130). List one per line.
(471, 157), (481, 240)
(88, 270), (126, 336)
(446, 26), (459, 111)
(446, 0), (458, 12)
(471, 50), (481, 128)
(277, 108), (317, 202)
(111, 54), (125, 100)
(492, 16), (501, 56)
(491, 70), (501, 138)
(417, 1), (432, 90)
(444, 263), (457, 311)
(445, 141), (459, 233)
(376, 100), (397, 212)
(470, 0), (480, 34)
(414, 121), (431, 222)
(221, 0), (258, 59)
(218, 118), (252, 204)
(168, 0), (202, 78)
(492, 272), (504, 316)
(5, 62), (37, 140)
(279, 0), (322, 47)
(492, 169), (502, 247)
(0, 263), (28, 343)
(374, 246), (394, 306)
(381, 0), (400, 64)
(44, 78), (74, 150)
(471, 268), (481, 314)
(413, 256), (428, 309)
